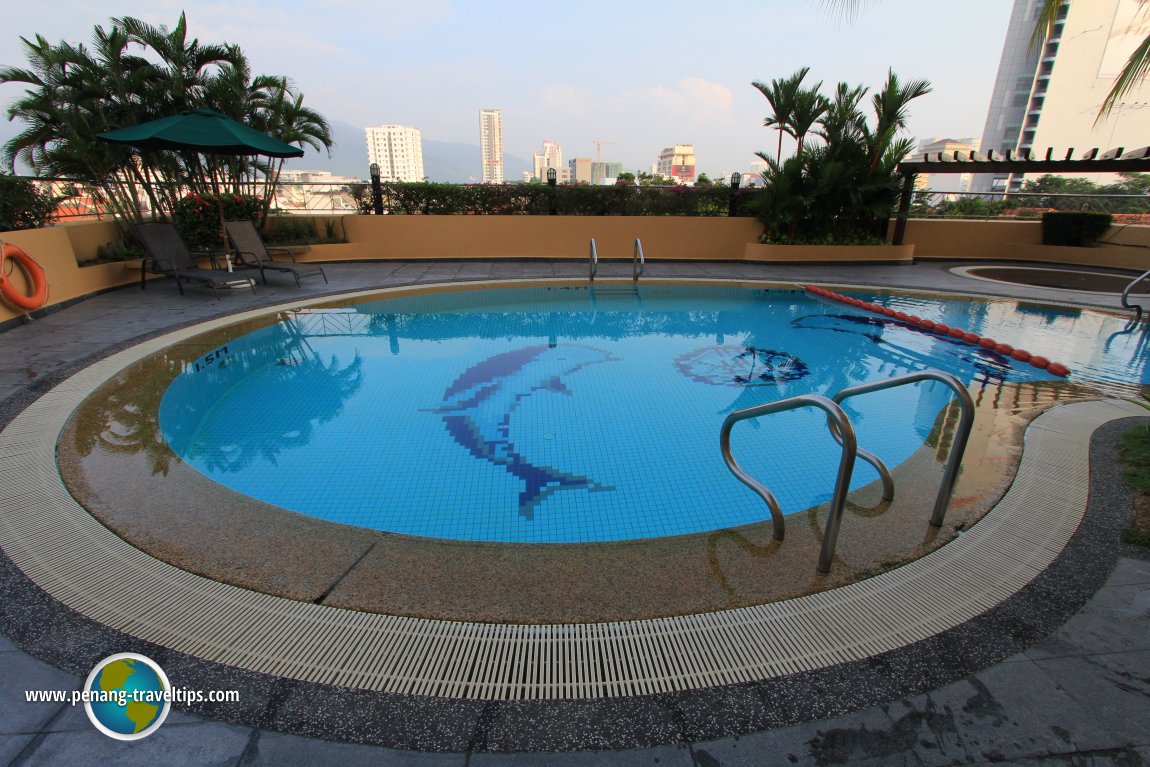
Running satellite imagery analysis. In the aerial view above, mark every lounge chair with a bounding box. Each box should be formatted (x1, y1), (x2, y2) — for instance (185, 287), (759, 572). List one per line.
(134, 222), (256, 299)
(225, 220), (327, 287)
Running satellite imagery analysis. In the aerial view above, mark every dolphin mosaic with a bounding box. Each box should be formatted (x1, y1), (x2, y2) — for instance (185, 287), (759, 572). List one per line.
(432, 344), (618, 519)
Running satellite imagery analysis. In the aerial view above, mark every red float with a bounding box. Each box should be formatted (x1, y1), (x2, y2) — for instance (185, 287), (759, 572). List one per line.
(1047, 363), (1070, 377)
(978, 338), (997, 349)
(934, 323), (950, 334)
(1029, 355), (1050, 369)
(994, 343), (1013, 354)
(1011, 349), (1032, 362)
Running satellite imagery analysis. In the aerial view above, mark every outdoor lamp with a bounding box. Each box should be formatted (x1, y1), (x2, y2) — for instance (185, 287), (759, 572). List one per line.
(728, 172), (742, 218)
(369, 163), (383, 215)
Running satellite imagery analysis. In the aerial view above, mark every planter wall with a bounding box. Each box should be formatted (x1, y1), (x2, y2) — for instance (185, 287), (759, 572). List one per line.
(899, 218), (1150, 271)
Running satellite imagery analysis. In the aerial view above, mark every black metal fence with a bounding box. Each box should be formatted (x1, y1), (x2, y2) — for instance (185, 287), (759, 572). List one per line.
(19, 177), (758, 222)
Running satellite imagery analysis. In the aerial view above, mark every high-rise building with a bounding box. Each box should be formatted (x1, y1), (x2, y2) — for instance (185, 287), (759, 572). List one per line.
(479, 109), (504, 184)
(656, 145), (696, 184)
(569, 157), (593, 184)
(593, 162), (625, 184)
(973, 0), (1150, 193)
(365, 125), (425, 182)
(531, 140), (563, 181)
(910, 137), (982, 195)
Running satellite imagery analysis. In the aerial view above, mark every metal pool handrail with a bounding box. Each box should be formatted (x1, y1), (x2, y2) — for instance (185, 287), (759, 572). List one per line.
(720, 394), (857, 572)
(832, 370), (974, 529)
(633, 238), (645, 282)
(589, 238), (599, 282)
(1121, 268), (1150, 321)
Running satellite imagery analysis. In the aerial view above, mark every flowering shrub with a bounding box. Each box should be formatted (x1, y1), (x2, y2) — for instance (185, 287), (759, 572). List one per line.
(364, 183), (755, 217)
(172, 193), (263, 250)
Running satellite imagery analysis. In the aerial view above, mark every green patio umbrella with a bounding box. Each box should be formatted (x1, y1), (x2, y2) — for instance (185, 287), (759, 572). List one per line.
(96, 108), (304, 157)
(97, 109), (304, 263)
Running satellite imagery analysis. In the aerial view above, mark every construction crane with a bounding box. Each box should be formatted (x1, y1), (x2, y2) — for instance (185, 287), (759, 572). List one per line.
(592, 138), (614, 183)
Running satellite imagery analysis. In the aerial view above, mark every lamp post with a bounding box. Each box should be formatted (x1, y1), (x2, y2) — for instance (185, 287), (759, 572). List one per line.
(369, 162), (383, 215)
(729, 171), (742, 217)
(547, 167), (557, 215)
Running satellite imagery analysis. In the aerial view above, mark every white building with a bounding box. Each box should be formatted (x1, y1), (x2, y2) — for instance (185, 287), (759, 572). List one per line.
(479, 109), (504, 184)
(973, 0), (1150, 193)
(910, 137), (982, 195)
(656, 145), (696, 184)
(278, 170), (362, 184)
(365, 125), (425, 182)
(531, 140), (564, 181)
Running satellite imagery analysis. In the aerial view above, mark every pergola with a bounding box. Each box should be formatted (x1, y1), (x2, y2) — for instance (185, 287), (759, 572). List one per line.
(892, 146), (1150, 245)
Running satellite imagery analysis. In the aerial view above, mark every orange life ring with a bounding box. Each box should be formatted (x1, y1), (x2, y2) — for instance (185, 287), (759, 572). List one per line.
(0, 242), (48, 311)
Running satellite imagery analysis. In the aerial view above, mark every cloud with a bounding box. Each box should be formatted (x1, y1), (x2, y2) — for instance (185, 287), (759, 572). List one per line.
(679, 78), (735, 124)
(618, 78), (735, 126)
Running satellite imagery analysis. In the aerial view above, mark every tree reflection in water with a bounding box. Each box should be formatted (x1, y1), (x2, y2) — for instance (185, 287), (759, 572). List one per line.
(73, 318), (363, 476)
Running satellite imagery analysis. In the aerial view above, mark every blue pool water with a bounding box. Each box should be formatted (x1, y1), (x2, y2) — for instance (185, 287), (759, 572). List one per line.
(158, 284), (1150, 543)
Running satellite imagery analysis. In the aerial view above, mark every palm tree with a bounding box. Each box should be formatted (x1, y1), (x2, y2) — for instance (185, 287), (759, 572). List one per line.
(2, 13), (334, 224)
(814, 82), (868, 147)
(753, 70), (930, 243)
(863, 70), (932, 169)
(789, 87), (830, 157)
(752, 67), (811, 163)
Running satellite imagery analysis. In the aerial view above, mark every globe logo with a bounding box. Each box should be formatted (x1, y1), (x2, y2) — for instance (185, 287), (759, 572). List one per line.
(83, 653), (171, 740)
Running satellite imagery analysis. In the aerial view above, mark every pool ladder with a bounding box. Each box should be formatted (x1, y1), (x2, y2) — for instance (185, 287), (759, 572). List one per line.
(720, 370), (974, 573)
(588, 238), (645, 291)
(1121, 268), (1150, 321)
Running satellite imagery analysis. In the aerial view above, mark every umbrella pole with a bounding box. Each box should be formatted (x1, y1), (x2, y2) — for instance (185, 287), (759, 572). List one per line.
(209, 155), (232, 271)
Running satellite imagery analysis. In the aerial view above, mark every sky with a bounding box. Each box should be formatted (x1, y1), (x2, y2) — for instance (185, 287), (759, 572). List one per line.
(0, 0), (1015, 179)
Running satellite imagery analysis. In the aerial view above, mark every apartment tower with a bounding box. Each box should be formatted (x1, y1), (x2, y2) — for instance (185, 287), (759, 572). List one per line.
(973, 0), (1150, 193)
(479, 109), (504, 184)
(364, 125), (425, 182)
(532, 140), (564, 181)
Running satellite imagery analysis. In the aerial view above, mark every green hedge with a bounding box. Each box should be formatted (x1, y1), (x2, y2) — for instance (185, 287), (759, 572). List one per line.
(0, 174), (56, 231)
(359, 182), (757, 217)
(1041, 211), (1113, 246)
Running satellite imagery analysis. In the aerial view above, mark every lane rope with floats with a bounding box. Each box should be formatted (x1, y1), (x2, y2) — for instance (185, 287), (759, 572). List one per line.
(803, 284), (1071, 378)
(0, 241), (48, 312)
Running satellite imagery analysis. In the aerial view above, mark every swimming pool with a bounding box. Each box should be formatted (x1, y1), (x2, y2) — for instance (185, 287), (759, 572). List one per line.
(157, 283), (1148, 543)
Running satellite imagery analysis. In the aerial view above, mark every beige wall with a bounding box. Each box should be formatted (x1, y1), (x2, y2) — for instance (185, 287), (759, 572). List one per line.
(293, 216), (763, 262)
(1, 222), (143, 325)
(901, 218), (1150, 270)
(4, 215), (1149, 325)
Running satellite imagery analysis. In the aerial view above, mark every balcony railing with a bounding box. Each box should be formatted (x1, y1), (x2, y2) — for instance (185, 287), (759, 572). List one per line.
(906, 189), (1150, 222)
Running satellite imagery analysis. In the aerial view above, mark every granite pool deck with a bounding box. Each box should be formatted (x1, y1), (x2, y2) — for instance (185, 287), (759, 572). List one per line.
(0, 259), (1148, 765)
